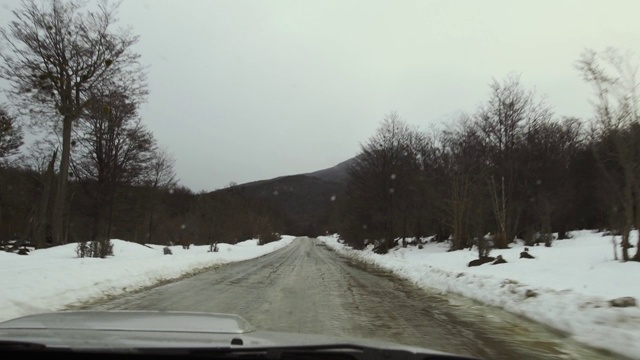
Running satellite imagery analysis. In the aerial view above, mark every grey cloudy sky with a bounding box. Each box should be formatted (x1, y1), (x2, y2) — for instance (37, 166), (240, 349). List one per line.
(2, 0), (640, 192)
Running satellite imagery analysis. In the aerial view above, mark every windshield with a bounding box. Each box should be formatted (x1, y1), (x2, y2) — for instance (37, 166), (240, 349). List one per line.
(0, 1), (639, 360)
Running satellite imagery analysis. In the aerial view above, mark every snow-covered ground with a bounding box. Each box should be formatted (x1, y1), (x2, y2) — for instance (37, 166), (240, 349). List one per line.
(0, 237), (294, 323)
(319, 231), (640, 360)
(2, 231), (638, 358)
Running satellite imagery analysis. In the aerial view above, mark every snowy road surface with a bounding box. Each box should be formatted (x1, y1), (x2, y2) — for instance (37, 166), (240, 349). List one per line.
(77, 238), (625, 360)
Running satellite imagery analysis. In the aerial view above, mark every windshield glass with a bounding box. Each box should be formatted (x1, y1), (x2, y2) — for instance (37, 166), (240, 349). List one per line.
(1, 1), (639, 360)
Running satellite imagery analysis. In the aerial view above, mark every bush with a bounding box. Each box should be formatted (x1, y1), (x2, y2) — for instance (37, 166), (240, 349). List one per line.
(163, 246), (172, 255)
(474, 235), (492, 259)
(603, 229), (622, 236)
(258, 232), (281, 245)
(541, 233), (554, 247)
(373, 241), (389, 254)
(209, 242), (219, 252)
(557, 231), (573, 240)
(76, 240), (114, 258)
(76, 242), (89, 258)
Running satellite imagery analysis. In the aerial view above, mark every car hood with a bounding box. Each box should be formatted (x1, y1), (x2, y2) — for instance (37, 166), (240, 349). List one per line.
(0, 310), (469, 357)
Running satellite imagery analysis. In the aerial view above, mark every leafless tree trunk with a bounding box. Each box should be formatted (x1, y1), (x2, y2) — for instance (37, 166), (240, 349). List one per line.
(51, 116), (72, 245)
(490, 176), (509, 247)
(34, 150), (57, 248)
(449, 175), (472, 250)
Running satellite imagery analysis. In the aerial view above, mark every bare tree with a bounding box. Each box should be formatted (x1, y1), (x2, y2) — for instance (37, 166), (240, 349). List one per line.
(340, 112), (423, 252)
(0, 106), (23, 244)
(20, 135), (58, 175)
(577, 47), (640, 261)
(441, 116), (490, 251)
(0, 0), (146, 245)
(519, 117), (583, 246)
(144, 147), (177, 189)
(475, 74), (553, 248)
(142, 146), (177, 244)
(71, 88), (154, 257)
(8, 134), (59, 249)
(0, 107), (23, 164)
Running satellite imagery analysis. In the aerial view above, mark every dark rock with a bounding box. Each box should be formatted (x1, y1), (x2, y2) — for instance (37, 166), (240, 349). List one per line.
(609, 297), (637, 308)
(525, 289), (538, 298)
(492, 255), (507, 265)
(468, 256), (495, 267)
(17, 248), (29, 256)
(520, 251), (535, 259)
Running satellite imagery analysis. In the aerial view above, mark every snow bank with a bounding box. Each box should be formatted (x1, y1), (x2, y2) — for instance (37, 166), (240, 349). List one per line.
(319, 231), (640, 359)
(0, 236), (294, 322)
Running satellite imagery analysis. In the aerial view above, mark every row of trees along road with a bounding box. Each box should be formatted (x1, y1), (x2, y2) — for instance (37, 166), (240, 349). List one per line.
(0, 0), (284, 257)
(337, 49), (640, 262)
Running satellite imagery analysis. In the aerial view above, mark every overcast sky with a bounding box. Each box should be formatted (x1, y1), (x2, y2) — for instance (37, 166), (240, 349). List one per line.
(2, 0), (640, 192)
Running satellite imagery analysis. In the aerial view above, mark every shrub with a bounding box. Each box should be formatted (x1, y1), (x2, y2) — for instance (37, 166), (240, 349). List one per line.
(163, 246), (172, 255)
(541, 233), (554, 247)
(76, 240), (114, 258)
(373, 241), (389, 254)
(209, 242), (219, 252)
(475, 235), (492, 259)
(603, 229), (623, 236)
(75, 242), (89, 258)
(557, 231), (573, 240)
(258, 232), (281, 245)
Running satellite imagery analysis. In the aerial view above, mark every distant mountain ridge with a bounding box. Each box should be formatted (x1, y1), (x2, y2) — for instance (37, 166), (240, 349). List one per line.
(306, 157), (357, 184)
(215, 158), (356, 235)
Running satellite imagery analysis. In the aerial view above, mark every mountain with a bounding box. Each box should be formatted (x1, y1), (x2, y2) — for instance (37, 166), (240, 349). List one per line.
(305, 157), (357, 184)
(216, 158), (355, 235)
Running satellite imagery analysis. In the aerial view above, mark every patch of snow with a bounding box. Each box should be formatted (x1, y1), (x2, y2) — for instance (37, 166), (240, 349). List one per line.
(319, 231), (640, 360)
(0, 236), (295, 322)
